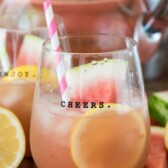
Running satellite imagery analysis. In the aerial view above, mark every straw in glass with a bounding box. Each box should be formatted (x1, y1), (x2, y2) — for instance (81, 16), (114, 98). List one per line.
(43, 0), (69, 102)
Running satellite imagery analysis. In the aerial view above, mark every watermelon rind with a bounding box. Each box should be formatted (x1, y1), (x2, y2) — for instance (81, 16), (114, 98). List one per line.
(66, 59), (128, 83)
(151, 126), (165, 136)
(148, 92), (168, 126)
(22, 34), (44, 48)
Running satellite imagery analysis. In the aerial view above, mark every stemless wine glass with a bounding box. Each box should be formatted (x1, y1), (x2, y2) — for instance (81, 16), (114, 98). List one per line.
(0, 13), (66, 157)
(30, 33), (150, 168)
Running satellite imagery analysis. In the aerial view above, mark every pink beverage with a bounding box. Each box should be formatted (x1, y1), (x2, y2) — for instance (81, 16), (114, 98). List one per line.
(30, 34), (151, 168)
(0, 79), (35, 156)
(0, 12), (66, 159)
(31, 90), (150, 168)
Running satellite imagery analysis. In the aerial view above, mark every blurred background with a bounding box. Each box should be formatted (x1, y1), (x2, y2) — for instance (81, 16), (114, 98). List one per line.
(0, 1), (167, 167)
(0, 0), (167, 80)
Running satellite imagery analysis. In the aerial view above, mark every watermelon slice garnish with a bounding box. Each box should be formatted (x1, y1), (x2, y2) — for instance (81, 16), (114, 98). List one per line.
(66, 59), (128, 103)
(144, 126), (167, 168)
(17, 34), (44, 66)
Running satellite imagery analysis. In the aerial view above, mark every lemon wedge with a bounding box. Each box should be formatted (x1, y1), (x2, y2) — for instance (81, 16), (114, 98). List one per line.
(0, 107), (25, 168)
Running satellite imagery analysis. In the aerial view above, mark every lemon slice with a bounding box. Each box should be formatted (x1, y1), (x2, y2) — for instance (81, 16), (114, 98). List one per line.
(4, 65), (57, 84)
(4, 65), (38, 80)
(164, 122), (168, 150)
(71, 104), (147, 168)
(0, 107), (25, 168)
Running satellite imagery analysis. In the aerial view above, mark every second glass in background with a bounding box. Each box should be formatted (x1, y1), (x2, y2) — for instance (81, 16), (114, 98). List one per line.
(0, 13), (66, 156)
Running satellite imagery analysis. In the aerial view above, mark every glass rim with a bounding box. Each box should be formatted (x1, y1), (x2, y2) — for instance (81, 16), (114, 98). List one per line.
(0, 27), (48, 33)
(42, 33), (137, 55)
(0, 13), (64, 32)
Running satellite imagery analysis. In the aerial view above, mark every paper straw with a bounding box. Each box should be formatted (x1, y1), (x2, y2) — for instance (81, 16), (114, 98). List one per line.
(43, 0), (69, 101)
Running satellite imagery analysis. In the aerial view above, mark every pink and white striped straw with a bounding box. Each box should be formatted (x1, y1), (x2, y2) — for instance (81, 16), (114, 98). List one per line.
(43, 0), (69, 101)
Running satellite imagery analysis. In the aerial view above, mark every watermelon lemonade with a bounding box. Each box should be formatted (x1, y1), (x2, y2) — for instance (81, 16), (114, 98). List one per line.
(0, 79), (34, 155)
(0, 27), (47, 156)
(0, 13), (66, 159)
(30, 34), (150, 168)
(31, 91), (150, 168)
